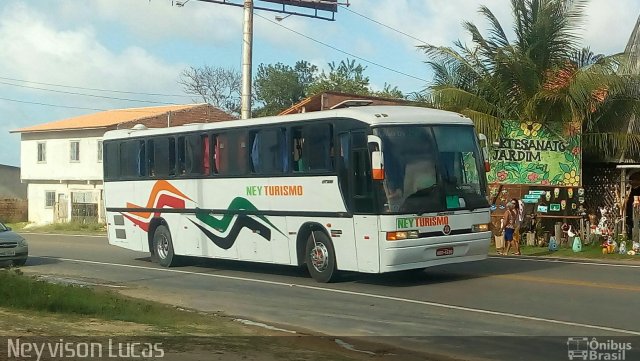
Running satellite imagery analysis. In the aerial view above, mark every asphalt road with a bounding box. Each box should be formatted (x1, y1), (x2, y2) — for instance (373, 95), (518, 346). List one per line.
(13, 233), (640, 360)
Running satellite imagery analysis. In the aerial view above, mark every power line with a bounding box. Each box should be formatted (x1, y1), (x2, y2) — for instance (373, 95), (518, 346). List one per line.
(0, 75), (192, 98)
(339, 5), (429, 46)
(254, 12), (428, 82)
(0, 96), (108, 112)
(0, 96), (198, 113)
(0, 80), (178, 105)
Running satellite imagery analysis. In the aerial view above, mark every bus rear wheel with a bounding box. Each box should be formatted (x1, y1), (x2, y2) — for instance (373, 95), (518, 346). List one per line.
(305, 231), (337, 283)
(152, 225), (177, 267)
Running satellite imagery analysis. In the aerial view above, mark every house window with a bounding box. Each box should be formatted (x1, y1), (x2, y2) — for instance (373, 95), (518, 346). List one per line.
(37, 142), (46, 163)
(45, 191), (55, 208)
(97, 140), (103, 162)
(70, 141), (80, 162)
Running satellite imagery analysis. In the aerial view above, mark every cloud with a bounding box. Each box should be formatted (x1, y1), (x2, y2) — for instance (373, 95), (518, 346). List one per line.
(582, 0), (640, 55)
(351, 0), (513, 49)
(92, 0), (241, 45)
(0, 1), (189, 166)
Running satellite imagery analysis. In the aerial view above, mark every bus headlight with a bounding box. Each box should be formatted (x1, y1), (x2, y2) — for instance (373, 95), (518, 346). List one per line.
(472, 223), (490, 232)
(386, 230), (419, 241)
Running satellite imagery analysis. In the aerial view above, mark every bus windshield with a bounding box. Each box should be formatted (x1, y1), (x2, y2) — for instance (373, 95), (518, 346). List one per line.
(375, 125), (488, 214)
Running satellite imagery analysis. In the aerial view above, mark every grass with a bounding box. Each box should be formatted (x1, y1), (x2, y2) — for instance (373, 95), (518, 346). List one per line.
(7, 221), (106, 235)
(0, 269), (401, 361)
(0, 268), (225, 332)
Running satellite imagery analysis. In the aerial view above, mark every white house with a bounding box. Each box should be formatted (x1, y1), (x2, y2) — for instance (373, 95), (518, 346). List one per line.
(12, 104), (234, 224)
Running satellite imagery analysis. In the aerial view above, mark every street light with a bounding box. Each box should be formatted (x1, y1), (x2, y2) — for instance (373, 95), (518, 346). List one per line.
(275, 13), (292, 21)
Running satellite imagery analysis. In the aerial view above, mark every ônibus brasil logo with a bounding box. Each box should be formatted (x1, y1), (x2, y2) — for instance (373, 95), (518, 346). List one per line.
(567, 337), (632, 360)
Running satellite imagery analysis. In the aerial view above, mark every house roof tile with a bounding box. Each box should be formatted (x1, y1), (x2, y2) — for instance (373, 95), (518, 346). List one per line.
(11, 104), (213, 133)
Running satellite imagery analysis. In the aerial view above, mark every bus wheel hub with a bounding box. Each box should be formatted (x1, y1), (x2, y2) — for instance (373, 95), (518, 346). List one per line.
(311, 243), (329, 272)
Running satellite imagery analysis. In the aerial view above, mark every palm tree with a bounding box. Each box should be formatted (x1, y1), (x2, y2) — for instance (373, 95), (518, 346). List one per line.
(419, 0), (640, 160)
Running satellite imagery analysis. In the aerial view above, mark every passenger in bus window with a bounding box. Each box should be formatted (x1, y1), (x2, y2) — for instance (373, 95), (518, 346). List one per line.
(293, 137), (305, 172)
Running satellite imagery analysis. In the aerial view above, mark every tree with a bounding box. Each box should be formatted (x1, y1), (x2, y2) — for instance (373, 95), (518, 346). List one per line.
(308, 59), (371, 95)
(178, 66), (241, 116)
(253, 61), (318, 117)
(419, 0), (640, 159)
(179, 58), (406, 118)
(375, 83), (405, 99)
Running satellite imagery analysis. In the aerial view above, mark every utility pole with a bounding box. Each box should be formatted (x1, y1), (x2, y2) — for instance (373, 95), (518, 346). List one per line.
(241, 0), (253, 119)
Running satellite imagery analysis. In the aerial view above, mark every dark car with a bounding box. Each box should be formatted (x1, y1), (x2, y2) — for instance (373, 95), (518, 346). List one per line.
(0, 221), (28, 266)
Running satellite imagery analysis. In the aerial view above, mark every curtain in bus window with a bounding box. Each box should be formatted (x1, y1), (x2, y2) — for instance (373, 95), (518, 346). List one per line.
(202, 135), (210, 175)
(214, 136), (222, 173)
(251, 132), (261, 173)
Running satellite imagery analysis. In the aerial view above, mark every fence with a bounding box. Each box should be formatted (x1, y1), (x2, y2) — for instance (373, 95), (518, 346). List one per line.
(0, 198), (28, 223)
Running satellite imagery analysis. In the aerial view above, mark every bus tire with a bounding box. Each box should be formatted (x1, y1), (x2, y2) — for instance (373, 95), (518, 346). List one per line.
(305, 231), (337, 283)
(153, 225), (177, 267)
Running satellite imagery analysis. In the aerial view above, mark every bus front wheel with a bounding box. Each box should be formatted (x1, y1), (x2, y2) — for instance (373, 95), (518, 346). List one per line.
(305, 231), (337, 283)
(153, 225), (177, 267)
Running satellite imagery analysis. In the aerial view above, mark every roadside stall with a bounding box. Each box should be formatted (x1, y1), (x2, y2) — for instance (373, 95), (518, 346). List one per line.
(487, 120), (584, 249)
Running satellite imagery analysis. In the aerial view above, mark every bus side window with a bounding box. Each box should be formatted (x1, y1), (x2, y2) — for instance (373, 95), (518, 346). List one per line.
(303, 123), (332, 171)
(215, 135), (224, 174)
(251, 129), (285, 174)
(168, 137), (176, 176)
(104, 141), (120, 180)
(292, 127), (305, 172)
(148, 140), (155, 177)
(137, 140), (146, 177)
(177, 137), (186, 175)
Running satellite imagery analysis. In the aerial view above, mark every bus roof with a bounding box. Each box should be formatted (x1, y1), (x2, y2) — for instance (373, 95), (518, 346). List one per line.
(103, 105), (473, 140)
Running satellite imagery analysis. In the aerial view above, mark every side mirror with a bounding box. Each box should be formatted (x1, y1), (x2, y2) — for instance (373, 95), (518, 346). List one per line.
(6, 227), (11, 231)
(367, 135), (385, 180)
(478, 133), (490, 172)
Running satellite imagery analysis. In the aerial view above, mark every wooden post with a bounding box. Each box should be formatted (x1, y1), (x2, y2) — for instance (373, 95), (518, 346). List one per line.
(633, 196), (640, 242)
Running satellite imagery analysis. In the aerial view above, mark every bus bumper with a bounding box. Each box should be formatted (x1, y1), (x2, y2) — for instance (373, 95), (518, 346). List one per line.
(379, 231), (491, 272)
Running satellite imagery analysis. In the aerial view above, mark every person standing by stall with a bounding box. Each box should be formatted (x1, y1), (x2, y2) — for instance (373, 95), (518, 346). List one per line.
(503, 200), (521, 255)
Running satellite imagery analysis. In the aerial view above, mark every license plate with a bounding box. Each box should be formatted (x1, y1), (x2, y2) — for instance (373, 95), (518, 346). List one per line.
(0, 250), (16, 256)
(436, 247), (454, 256)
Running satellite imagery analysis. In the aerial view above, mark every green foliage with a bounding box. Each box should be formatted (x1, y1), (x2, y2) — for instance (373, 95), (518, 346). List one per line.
(308, 59), (371, 96)
(419, 0), (640, 159)
(251, 58), (405, 116)
(0, 270), (204, 327)
(253, 61), (318, 117)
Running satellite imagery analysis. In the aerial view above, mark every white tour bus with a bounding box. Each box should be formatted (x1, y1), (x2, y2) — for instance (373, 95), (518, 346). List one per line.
(103, 105), (492, 282)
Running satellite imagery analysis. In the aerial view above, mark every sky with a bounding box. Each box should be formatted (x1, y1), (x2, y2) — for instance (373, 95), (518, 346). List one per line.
(1, 0), (639, 167)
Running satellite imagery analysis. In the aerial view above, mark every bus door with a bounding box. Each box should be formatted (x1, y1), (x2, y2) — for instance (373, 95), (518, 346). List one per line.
(346, 132), (380, 273)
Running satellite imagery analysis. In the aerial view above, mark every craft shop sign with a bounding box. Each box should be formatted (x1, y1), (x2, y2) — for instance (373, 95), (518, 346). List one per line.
(487, 120), (581, 186)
